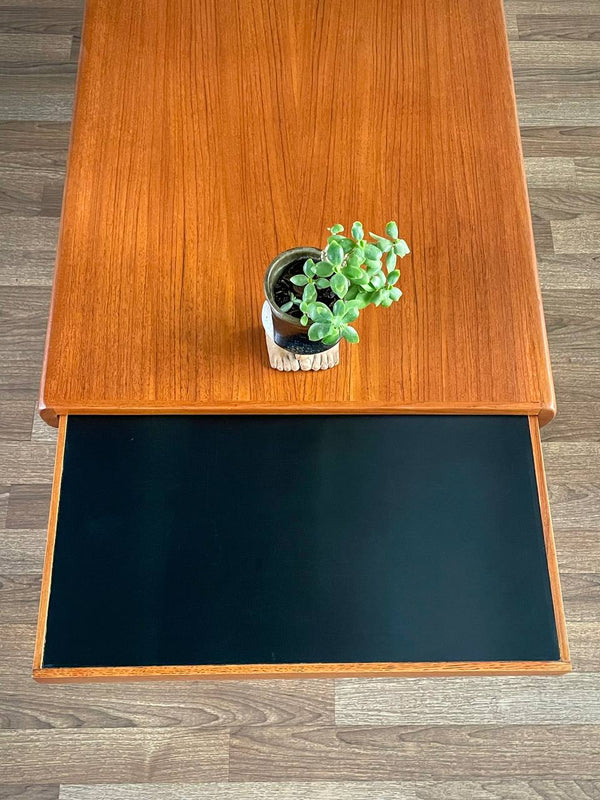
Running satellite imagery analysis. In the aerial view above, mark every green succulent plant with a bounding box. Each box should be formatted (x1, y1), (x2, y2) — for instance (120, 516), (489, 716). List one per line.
(285, 221), (410, 344)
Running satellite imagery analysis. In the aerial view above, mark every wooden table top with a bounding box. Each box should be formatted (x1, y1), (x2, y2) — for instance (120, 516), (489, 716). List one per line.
(40, 0), (555, 425)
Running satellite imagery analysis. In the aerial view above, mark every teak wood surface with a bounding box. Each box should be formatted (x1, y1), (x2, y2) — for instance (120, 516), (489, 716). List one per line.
(39, 0), (555, 426)
(33, 416), (570, 682)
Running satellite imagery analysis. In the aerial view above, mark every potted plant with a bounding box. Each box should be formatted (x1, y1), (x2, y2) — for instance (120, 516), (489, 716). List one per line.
(264, 221), (410, 367)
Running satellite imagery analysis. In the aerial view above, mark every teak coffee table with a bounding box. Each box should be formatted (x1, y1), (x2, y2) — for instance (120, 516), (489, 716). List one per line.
(34, 0), (570, 682)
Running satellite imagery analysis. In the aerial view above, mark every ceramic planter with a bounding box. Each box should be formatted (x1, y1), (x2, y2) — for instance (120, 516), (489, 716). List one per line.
(264, 246), (338, 356)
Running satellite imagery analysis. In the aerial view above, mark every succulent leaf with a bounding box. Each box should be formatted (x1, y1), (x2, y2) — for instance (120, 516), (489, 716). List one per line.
(291, 274), (309, 286)
(386, 220), (399, 239)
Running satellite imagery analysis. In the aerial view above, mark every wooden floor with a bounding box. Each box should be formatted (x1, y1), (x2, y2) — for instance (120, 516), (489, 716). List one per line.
(0, 0), (599, 796)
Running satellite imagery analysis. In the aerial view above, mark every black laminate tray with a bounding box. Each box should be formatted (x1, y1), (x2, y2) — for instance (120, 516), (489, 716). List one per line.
(34, 415), (569, 681)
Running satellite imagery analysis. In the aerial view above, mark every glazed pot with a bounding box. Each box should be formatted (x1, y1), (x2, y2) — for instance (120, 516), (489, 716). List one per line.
(264, 246), (338, 355)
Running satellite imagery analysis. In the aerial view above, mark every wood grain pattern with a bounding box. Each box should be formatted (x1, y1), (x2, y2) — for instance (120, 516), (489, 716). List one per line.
(32, 415), (570, 682)
(0, 574), (41, 624)
(537, 254), (600, 288)
(0, 8), (82, 35)
(517, 15), (600, 41)
(32, 661), (571, 684)
(0, 788), (58, 800)
(525, 157), (576, 187)
(0, 94), (73, 122)
(529, 416), (570, 663)
(39, 0), (555, 425)
(0, 680), (335, 729)
(552, 217), (600, 253)
(0, 32), (71, 61)
(228, 724), (600, 781)
(530, 189), (600, 220)
(516, 99), (600, 126)
(335, 674), (600, 725)
(575, 157), (600, 188)
(32, 413), (64, 676)
(514, 68), (600, 100)
(0, 442), (55, 482)
(509, 41), (600, 68)
(0, 728), (229, 783)
(0, 400), (34, 441)
(0, 0), (599, 792)
(0, 530), (47, 573)
(0, 251), (58, 287)
(521, 125), (600, 156)
(6, 484), (51, 528)
(54, 783), (600, 800)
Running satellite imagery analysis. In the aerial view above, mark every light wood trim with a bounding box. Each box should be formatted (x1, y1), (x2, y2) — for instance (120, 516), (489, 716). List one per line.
(33, 415), (68, 672)
(36, 0), (89, 435)
(33, 659), (570, 683)
(40, 402), (545, 428)
(529, 415), (570, 665)
(33, 414), (570, 683)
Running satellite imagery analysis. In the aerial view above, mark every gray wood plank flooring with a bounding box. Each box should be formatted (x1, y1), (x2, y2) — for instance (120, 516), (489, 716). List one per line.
(0, 0), (598, 796)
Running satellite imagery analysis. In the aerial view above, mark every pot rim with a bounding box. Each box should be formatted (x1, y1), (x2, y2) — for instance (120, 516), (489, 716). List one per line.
(264, 246), (322, 326)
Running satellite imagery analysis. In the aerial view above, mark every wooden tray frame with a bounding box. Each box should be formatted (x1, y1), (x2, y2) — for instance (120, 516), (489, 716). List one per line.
(33, 416), (570, 683)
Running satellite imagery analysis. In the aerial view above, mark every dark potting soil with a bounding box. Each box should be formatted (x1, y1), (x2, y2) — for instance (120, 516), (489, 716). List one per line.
(273, 259), (337, 319)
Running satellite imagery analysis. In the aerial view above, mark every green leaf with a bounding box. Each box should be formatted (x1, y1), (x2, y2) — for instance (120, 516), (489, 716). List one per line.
(365, 259), (381, 272)
(333, 299), (345, 316)
(300, 314), (309, 326)
(342, 264), (364, 281)
(370, 271), (386, 290)
(381, 297), (393, 307)
(280, 301), (293, 312)
(354, 292), (373, 309)
(390, 286), (402, 301)
(342, 325), (359, 343)
(370, 233), (393, 252)
(322, 331), (340, 346)
(338, 236), (354, 254)
(303, 258), (317, 277)
(315, 261), (334, 278)
(371, 289), (384, 306)
(345, 284), (359, 300)
(351, 221), (364, 241)
(387, 269), (400, 285)
(328, 224), (344, 234)
(308, 302), (333, 322)
(386, 250), (397, 272)
(341, 306), (359, 323)
(291, 274), (308, 286)
(303, 282), (317, 303)
(394, 239), (410, 257)
(312, 311), (332, 323)
(308, 322), (332, 342)
(316, 277), (330, 289)
(386, 220), (399, 239)
(331, 272), (349, 298)
(347, 253), (365, 270)
(364, 243), (382, 261)
(326, 241), (344, 266)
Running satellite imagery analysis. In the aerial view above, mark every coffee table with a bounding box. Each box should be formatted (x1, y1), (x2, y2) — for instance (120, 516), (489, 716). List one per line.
(34, 0), (569, 681)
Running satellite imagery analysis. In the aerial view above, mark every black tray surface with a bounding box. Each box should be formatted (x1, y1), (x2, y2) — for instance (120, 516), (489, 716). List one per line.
(43, 415), (559, 668)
